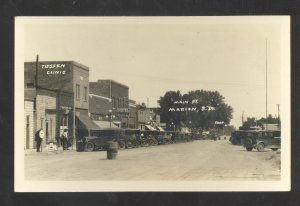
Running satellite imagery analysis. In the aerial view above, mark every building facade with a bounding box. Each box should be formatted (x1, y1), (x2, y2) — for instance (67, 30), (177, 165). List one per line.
(89, 80), (129, 128)
(24, 60), (97, 149)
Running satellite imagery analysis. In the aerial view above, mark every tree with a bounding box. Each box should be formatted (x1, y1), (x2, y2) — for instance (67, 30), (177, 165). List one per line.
(239, 114), (280, 130)
(157, 91), (182, 130)
(239, 117), (257, 130)
(158, 90), (233, 130)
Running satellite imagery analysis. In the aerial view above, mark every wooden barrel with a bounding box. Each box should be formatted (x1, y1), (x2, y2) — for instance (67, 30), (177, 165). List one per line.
(107, 141), (118, 160)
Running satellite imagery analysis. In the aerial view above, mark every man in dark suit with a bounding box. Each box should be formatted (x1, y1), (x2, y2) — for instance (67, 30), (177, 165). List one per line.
(35, 128), (44, 152)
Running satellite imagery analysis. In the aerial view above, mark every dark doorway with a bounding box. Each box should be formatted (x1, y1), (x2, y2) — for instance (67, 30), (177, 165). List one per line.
(46, 122), (49, 143)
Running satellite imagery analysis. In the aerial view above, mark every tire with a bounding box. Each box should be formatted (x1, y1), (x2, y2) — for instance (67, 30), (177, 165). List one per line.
(167, 139), (171, 144)
(246, 147), (253, 151)
(118, 141), (125, 149)
(141, 140), (148, 147)
(132, 140), (139, 148)
(125, 141), (132, 149)
(84, 142), (94, 152)
(256, 143), (265, 152)
(271, 148), (278, 151)
(152, 139), (158, 146)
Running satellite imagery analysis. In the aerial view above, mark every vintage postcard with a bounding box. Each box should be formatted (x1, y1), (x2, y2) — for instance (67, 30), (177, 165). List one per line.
(15, 16), (290, 191)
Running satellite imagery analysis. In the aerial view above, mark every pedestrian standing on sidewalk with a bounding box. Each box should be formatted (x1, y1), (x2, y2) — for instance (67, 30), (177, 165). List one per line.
(35, 128), (44, 152)
(61, 129), (69, 150)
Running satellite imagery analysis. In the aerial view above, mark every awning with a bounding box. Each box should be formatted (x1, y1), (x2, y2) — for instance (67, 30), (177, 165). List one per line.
(145, 125), (157, 131)
(93, 120), (118, 129)
(75, 113), (100, 130)
(157, 126), (165, 131)
(181, 127), (191, 134)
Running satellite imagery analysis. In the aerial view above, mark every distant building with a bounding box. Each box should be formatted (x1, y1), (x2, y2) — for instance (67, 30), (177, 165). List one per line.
(128, 99), (138, 129)
(136, 104), (151, 130)
(89, 80), (129, 128)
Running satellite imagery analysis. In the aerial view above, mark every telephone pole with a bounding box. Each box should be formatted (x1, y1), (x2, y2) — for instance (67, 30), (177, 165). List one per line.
(277, 104), (280, 128)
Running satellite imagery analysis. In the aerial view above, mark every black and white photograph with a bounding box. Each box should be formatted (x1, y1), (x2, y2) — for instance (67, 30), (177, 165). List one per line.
(15, 16), (290, 192)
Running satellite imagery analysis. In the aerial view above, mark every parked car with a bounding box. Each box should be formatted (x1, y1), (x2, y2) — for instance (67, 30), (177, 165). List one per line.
(155, 131), (173, 144)
(140, 131), (158, 146)
(77, 129), (125, 152)
(124, 129), (141, 148)
(229, 130), (244, 145)
(242, 130), (281, 152)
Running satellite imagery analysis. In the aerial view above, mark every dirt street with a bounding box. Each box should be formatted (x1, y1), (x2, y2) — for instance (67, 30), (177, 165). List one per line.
(25, 139), (280, 181)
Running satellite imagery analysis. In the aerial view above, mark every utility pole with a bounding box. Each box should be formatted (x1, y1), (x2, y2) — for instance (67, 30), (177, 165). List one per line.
(242, 111), (244, 125)
(277, 104), (280, 128)
(35, 54), (39, 88)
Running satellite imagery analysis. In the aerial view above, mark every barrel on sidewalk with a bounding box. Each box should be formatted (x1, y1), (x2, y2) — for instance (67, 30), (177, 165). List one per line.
(106, 141), (118, 160)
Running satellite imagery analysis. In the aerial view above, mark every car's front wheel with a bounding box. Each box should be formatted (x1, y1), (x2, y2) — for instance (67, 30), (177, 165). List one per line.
(256, 142), (265, 152)
(118, 141), (125, 149)
(246, 147), (253, 151)
(84, 142), (94, 152)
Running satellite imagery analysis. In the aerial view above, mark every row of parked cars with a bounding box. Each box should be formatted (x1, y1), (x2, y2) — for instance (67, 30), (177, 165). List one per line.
(76, 129), (196, 152)
(229, 129), (281, 152)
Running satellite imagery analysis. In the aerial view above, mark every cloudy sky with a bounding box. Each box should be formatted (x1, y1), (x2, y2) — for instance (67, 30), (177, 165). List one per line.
(22, 17), (288, 127)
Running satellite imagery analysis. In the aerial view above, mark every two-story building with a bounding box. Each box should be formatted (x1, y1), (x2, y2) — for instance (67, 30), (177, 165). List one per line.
(89, 80), (130, 128)
(24, 60), (99, 150)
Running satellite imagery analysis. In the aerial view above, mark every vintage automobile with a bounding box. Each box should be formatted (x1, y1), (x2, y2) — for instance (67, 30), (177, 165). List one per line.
(229, 130), (244, 145)
(242, 130), (281, 152)
(139, 131), (158, 146)
(123, 129), (141, 148)
(155, 131), (173, 145)
(76, 129), (126, 152)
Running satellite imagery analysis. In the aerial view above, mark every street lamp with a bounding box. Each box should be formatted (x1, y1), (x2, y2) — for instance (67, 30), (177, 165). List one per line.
(106, 109), (115, 128)
(171, 122), (175, 131)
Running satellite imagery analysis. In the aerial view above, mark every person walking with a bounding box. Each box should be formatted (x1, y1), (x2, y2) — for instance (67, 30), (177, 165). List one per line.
(35, 128), (44, 152)
(61, 129), (69, 150)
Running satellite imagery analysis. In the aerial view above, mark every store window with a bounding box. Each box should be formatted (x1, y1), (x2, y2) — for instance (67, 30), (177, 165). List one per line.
(26, 82), (34, 88)
(76, 84), (80, 100)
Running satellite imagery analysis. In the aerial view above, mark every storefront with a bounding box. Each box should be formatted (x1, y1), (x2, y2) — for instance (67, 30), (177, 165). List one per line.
(24, 60), (90, 150)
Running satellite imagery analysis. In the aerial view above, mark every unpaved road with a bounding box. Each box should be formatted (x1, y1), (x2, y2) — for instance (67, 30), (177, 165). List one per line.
(25, 139), (280, 181)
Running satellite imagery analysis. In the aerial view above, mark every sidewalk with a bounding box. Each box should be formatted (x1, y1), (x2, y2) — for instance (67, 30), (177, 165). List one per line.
(25, 147), (76, 155)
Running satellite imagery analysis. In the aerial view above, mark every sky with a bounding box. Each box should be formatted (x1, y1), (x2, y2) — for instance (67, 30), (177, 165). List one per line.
(23, 17), (285, 128)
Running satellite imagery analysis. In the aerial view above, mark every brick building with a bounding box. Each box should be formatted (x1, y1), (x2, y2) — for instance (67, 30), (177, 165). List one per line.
(24, 60), (98, 150)
(89, 80), (130, 128)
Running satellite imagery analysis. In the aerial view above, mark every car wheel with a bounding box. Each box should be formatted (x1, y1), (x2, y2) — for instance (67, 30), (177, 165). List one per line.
(257, 142), (265, 152)
(141, 140), (148, 147)
(132, 140), (139, 148)
(164, 139), (170, 144)
(246, 147), (253, 151)
(84, 142), (94, 152)
(271, 148), (278, 151)
(126, 141), (133, 149)
(152, 139), (158, 146)
(118, 141), (125, 149)
(244, 137), (252, 147)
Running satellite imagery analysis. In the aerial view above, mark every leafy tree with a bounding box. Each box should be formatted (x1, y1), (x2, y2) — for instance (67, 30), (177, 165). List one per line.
(157, 91), (182, 130)
(158, 90), (233, 130)
(239, 117), (257, 130)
